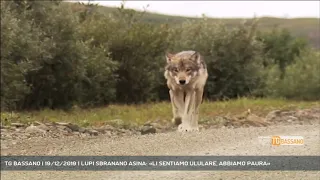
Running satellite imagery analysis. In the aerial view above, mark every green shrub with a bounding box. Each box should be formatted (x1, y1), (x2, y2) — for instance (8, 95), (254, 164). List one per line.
(96, 6), (170, 103)
(264, 49), (320, 100)
(257, 28), (308, 78)
(0, 1), (41, 110)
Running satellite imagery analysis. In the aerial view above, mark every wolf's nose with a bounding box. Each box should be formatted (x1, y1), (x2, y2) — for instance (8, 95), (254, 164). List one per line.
(179, 80), (186, 85)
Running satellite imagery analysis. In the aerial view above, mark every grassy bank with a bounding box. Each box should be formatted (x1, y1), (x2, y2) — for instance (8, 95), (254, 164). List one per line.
(1, 98), (319, 128)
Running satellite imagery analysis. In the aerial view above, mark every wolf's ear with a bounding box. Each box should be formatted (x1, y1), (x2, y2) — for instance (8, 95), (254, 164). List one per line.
(190, 51), (201, 65)
(165, 52), (174, 63)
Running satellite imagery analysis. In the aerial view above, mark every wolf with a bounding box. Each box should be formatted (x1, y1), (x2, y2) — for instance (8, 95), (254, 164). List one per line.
(164, 50), (208, 132)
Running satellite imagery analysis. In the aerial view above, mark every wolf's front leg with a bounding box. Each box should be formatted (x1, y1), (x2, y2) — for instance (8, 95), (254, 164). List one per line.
(169, 90), (184, 126)
(178, 90), (199, 132)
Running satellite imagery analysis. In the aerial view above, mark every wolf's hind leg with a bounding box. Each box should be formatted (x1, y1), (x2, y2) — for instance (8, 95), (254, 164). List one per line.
(194, 88), (204, 112)
(189, 88), (204, 129)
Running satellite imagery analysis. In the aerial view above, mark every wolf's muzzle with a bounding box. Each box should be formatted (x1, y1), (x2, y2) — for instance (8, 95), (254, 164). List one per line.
(179, 80), (186, 85)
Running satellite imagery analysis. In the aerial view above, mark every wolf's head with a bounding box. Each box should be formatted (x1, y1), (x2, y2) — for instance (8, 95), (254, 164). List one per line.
(165, 51), (202, 85)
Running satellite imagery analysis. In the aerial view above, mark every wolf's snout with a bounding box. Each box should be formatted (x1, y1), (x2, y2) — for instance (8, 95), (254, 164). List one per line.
(179, 80), (186, 85)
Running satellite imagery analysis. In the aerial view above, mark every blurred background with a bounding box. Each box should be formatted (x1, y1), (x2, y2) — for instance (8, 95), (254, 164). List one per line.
(1, 0), (319, 112)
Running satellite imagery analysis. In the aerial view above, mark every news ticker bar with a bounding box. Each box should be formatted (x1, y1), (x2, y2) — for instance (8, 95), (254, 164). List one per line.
(1, 156), (319, 171)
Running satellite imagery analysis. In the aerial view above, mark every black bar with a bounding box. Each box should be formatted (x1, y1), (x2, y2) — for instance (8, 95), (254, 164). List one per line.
(1, 156), (319, 171)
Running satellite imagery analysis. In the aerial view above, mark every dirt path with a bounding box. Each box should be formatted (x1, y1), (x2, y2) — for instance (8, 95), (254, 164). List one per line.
(1, 124), (320, 180)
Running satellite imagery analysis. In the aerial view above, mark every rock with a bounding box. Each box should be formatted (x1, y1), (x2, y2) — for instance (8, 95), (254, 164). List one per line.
(265, 110), (282, 121)
(37, 124), (50, 131)
(150, 122), (166, 130)
(25, 125), (46, 135)
(91, 125), (116, 134)
(287, 116), (298, 121)
(80, 133), (87, 138)
(11, 123), (25, 128)
(140, 125), (156, 135)
(66, 123), (80, 132)
(144, 121), (152, 126)
(33, 121), (43, 126)
(297, 108), (320, 121)
(54, 122), (81, 132)
(86, 129), (99, 136)
(102, 125), (116, 131)
(103, 130), (112, 136)
(55, 122), (70, 126)
(281, 111), (296, 116)
(45, 122), (55, 126)
(142, 119), (171, 133)
(57, 125), (72, 134)
(73, 132), (80, 136)
(117, 128), (133, 136)
(78, 127), (86, 133)
(246, 114), (270, 127)
(94, 128), (105, 134)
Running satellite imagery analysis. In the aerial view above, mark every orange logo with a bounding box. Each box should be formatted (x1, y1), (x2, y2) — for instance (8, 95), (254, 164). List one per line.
(271, 136), (304, 146)
(272, 136), (281, 146)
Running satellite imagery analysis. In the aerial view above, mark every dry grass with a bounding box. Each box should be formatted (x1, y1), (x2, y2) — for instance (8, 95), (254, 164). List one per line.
(1, 98), (319, 127)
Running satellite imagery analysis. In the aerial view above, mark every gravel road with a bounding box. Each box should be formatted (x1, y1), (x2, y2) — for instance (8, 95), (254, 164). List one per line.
(1, 124), (320, 180)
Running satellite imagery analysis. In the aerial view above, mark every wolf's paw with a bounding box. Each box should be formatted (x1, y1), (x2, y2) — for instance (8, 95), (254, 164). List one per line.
(177, 124), (199, 132)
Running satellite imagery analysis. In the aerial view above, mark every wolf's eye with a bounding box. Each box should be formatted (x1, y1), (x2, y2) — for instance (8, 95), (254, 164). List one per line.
(173, 68), (178, 72)
(186, 68), (191, 72)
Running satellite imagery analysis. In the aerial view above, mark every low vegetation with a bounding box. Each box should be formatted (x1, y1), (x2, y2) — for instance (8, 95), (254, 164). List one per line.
(1, 98), (319, 128)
